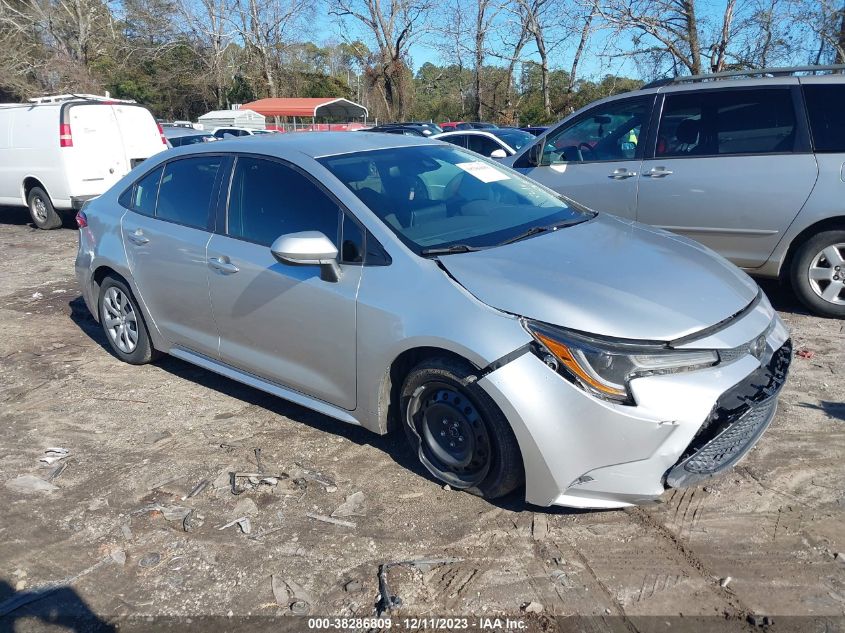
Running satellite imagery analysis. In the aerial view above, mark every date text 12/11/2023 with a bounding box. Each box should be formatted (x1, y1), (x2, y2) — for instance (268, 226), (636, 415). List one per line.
(307, 617), (529, 630)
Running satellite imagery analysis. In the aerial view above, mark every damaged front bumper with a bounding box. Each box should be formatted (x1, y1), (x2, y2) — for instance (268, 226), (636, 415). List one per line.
(478, 306), (791, 509)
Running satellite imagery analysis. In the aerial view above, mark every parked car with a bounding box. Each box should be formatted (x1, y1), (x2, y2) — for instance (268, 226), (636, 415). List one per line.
(440, 121), (499, 132)
(163, 127), (215, 148)
(0, 94), (166, 229)
(519, 126), (548, 136)
(503, 65), (845, 318)
(365, 124), (433, 137)
(76, 132), (791, 509)
(405, 121), (443, 135)
(212, 127), (275, 139)
(435, 128), (535, 159)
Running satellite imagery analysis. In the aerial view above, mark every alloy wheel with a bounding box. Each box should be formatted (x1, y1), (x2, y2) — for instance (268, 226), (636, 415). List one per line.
(808, 243), (845, 305)
(102, 287), (139, 353)
(31, 196), (48, 223)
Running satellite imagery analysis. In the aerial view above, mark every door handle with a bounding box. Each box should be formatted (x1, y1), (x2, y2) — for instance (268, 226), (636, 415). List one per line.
(609, 168), (637, 179)
(125, 229), (149, 245)
(208, 256), (240, 275)
(645, 166), (673, 178)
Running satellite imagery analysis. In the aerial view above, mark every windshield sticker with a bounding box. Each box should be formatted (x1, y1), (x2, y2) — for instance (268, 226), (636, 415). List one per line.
(550, 164), (567, 173)
(455, 161), (510, 183)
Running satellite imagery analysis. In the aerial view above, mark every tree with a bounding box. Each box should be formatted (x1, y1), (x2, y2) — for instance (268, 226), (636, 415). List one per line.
(330, 0), (432, 120)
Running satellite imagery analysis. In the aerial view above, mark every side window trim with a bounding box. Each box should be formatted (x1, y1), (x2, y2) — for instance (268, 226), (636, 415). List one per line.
(645, 85), (810, 160)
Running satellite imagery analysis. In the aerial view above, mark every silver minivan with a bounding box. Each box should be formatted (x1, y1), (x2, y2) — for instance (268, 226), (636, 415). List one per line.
(504, 66), (845, 318)
(75, 133), (791, 509)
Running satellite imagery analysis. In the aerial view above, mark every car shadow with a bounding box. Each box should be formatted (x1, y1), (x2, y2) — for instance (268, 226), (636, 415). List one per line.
(68, 296), (581, 514)
(0, 579), (115, 631)
(752, 277), (809, 316)
(798, 400), (845, 422)
(0, 204), (78, 229)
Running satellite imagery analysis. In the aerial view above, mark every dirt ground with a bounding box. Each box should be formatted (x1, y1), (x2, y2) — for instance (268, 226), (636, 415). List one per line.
(0, 206), (843, 633)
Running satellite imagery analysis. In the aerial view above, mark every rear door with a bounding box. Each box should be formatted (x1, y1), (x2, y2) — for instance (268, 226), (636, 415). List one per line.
(67, 104), (126, 191)
(112, 104), (166, 168)
(513, 96), (654, 219)
(636, 85), (818, 268)
(122, 155), (226, 357)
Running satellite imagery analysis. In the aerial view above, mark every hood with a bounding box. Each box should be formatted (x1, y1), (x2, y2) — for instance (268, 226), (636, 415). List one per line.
(440, 214), (759, 341)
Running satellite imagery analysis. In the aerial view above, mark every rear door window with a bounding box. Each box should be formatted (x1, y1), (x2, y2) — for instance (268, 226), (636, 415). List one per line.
(802, 84), (845, 153)
(125, 166), (163, 216)
(226, 156), (340, 247)
(657, 89), (797, 157)
(155, 156), (222, 229)
(466, 135), (501, 156)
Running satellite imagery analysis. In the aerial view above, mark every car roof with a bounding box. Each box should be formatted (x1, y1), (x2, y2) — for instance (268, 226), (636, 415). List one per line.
(164, 127), (210, 137)
(165, 131), (432, 159)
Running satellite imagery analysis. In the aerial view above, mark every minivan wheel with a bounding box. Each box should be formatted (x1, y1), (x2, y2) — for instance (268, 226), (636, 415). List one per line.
(790, 230), (845, 318)
(400, 357), (523, 499)
(27, 186), (62, 230)
(98, 276), (159, 364)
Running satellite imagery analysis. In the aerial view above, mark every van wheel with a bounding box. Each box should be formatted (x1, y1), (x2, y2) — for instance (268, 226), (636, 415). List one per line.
(27, 186), (63, 230)
(400, 357), (523, 499)
(98, 276), (159, 364)
(790, 230), (845, 318)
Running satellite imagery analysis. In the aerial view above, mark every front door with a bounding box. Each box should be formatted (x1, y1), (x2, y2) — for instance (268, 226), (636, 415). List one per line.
(207, 155), (361, 410)
(636, 86), (818, 268)
(122, 155), (224, 357)
(513, 96), (655, 219)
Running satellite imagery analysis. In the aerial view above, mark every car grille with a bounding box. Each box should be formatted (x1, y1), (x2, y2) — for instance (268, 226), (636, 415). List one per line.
(665, 339), (791, 488)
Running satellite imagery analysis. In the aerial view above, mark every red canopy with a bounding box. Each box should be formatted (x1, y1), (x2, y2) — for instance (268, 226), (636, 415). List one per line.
(240, 97), (368, 119)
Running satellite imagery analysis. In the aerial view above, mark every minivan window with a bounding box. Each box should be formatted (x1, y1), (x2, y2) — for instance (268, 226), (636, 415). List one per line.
(542, 97), (650, 164)
(227, 156), (340, 247)
(128, 166), (163, 216)
(802, 84), (845, 153)
(656, 89), (796, 157)
(320, 144), (589, 253)
(156, 156), (222, 229)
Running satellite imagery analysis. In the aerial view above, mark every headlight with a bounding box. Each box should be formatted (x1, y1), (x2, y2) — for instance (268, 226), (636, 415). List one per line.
(523, 320), (718, 404)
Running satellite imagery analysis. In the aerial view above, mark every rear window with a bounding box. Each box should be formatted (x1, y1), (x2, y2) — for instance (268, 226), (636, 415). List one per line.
(803, 84), (845, 153)
(122, 166), (163, 216)
(155, 156), (222, 229)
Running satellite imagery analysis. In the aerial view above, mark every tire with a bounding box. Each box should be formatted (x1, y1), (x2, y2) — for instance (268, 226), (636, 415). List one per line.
(400, 357), (523, 499)
(790, 230), (845, 318)
(98, 276), (159, 364)
(27, 186), (63, 230)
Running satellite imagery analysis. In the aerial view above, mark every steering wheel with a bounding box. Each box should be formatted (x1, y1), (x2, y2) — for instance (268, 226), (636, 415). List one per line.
(578, 142), (596, 160)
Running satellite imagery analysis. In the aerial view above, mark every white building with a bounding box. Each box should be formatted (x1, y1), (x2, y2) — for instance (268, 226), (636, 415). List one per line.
(197, 108), (265, 131)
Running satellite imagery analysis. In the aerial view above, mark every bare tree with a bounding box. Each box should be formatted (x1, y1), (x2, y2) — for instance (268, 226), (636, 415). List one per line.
(514, 0), (559, 116)
(330, 0), (431, 120)
(181, 0), (236, 107)
(793, 0), (845, 64)
(227, 0), (311, 97)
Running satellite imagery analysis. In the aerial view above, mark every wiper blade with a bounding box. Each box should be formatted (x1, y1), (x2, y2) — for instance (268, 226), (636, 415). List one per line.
(498, 219), (585, 246)
(420, 244), (483, 256)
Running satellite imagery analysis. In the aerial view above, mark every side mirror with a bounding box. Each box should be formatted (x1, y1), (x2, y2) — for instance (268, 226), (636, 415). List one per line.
(270, 231), (341, 282)
(527, 141), (546, 167)
(490, 148), (507, 159)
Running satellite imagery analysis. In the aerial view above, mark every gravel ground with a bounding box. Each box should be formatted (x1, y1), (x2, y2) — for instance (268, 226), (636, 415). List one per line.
(0, 206), (843, 632)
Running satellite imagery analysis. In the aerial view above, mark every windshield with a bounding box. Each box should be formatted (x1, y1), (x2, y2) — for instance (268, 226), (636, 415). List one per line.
(319, 144), (591, 254)
(490, 129), (534, 151)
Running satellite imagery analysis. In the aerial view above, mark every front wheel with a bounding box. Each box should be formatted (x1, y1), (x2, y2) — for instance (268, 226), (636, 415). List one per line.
(790, 230), (845, 318)
(400, 357), (523, 499)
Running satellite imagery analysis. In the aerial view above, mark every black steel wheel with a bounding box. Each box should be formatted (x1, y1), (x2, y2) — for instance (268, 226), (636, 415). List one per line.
(401, 357), (523, 499)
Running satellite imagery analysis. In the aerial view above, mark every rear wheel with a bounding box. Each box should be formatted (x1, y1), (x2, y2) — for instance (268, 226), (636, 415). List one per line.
(27, 186), (62, 230)
(790, 230), (845, 318)
(400, 357), (523, 499)
(98, 276), (159, 364)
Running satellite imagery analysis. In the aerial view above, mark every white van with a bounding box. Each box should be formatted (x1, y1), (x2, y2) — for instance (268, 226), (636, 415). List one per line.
(0, 94), (167, 229)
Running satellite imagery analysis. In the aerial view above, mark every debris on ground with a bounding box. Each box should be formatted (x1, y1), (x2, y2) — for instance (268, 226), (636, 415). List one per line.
(39, 447), (70, 465)
(306, 512), (356, 528)
(522, 601), (544, 614)
(834, 552), (844, 563)
(110, 549), (127, 566)
(138, 552), (161, 568)
(229, 471), (290, 495)
(294, 463), (337, 491)
(182, 510), (204, 532)
(233, 497), (259, 517)
(45, 462), (67, 481)
(160, 505), (192, 522)
(719, 576), (732, 588)
(5, 474), (58, 494)
(343, 579), (362, 592)
(218, 516), (252, 534)
(796, 349), (815, 359)
(182, 479), (209, 500)
(271, 574), (291, 606)
(331, 491), (366, 518)
(375, 558), (462, 614)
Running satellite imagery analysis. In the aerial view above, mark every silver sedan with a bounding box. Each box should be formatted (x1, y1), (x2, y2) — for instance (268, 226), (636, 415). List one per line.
(75, 132), (791, 508)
